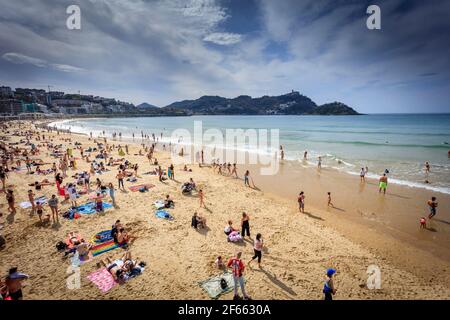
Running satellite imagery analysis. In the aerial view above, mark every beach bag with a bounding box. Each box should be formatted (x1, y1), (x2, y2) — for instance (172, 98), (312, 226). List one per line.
(56, 241), (67, 251)
(220, 278), (228, 290)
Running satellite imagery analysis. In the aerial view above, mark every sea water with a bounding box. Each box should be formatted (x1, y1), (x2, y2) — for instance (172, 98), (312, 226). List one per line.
(50, 114), (450, 194)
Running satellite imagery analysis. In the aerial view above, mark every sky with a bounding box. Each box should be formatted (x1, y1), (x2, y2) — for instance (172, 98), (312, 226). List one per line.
(0, 0), (449, 113)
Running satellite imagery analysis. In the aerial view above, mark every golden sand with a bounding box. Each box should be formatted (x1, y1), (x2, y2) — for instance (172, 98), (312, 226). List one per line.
(0, 120), (449, 300)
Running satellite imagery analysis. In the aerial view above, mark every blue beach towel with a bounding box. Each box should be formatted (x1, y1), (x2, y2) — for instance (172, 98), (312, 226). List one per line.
(155, 210), (174, 220)
(76, 202), (114, 215)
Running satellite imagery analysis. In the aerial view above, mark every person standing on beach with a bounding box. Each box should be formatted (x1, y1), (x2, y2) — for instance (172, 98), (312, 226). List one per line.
(227, 252), (251, 300)
(27, 190), (36, 214)
(379, 174), (388, 194)
(231, 163), (238, 178)
(244, 170), (251, 187)
(323, 269), (337, 301)
(158, 166), (163, 182)
(360, 168), (366, 182)
(241, 212), (250, 238)
(48, 194), (59, 224)
(303, 151), (308, 160)
(318, 156), (322, 169)
(6, 190), (16, 214)
(0, 166), (7, 191)
(116, 171), (125, 190)
(199, 189), (205, 208)
(298, 191), (305, 213)
(108, 183), (117, 207)
(425, 162), (430, 174)
(428, 197), (438, 219)
(248, 233), (263, 268)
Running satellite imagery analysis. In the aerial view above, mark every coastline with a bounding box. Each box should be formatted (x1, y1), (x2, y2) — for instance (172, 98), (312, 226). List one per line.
(0, 120), (449, 300)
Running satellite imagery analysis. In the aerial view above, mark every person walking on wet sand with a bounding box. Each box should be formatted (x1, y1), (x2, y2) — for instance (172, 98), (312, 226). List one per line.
(298, 191), (305, 213)
(327, 192), (333, 208)
(425, 161), (430, 174)
(428, 196), (438, 219)
(379, 174), (388, 194)
(360, 168), (366, 182)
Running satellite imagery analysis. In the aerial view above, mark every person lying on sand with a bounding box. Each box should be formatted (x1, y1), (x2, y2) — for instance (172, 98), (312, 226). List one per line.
(101, 251), (145, 282)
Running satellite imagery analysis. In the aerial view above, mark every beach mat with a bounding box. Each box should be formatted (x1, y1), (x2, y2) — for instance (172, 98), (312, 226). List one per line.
(199, 273), (240, 299)
(153, 200), (165, 209)
(91, 239), (124, 257)
(76, 202), (113, 214)
(92, 230), (113, 244)
(129, 184), (155, 192)
(87, 268), (117, 293)
(155, 210), (173, 220)
(19, 196), (47, 208)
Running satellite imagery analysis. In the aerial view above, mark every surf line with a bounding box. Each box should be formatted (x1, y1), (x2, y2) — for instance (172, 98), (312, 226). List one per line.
(178, 304), (213, 318)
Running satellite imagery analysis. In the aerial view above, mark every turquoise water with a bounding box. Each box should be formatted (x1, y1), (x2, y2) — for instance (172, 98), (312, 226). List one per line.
(51, 114), (450, 194)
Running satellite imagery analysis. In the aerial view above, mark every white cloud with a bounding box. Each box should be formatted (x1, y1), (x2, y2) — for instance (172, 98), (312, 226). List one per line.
(2, 52), (47, 68)
(203, 32), (242, 45)
(2, 52), (85, 73)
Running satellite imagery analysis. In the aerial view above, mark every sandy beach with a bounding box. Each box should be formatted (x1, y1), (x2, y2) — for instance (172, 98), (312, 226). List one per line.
(0, 120), (449, 300)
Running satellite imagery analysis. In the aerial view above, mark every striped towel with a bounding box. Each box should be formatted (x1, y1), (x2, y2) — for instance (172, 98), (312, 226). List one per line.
(91, 239), (124, 257)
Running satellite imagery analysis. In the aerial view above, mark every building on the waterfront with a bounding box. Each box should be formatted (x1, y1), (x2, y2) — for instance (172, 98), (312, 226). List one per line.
(0, 99), (23, 114)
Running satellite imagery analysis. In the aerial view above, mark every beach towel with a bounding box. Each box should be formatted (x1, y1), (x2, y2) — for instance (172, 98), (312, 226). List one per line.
(76, 202), (113, 215)
(129, 184), (155, 192)
(87, 268), (117, 293)
(90, 239), (124, 257)
(92, 230), (113, 244)
(153, 200), (165, 209)
(19, 196), (47, 208)
(199, 273), (240, 299)
(155, 210), (174, 220)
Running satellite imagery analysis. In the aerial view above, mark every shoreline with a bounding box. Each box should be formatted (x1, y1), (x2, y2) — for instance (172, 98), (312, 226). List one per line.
(49, 117), (450, 196)
(1, 120), (449, 300)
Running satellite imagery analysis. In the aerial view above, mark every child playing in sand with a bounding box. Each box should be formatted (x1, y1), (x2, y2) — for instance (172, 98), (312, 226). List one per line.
(215, 256), (225, 270)
(420, 217), (427, 229)
(428, 197), (438, 219)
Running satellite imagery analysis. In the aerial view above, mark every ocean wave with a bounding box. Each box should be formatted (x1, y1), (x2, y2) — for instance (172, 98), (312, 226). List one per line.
(282, 129), (450, 137)
(308, 140), (450, 149)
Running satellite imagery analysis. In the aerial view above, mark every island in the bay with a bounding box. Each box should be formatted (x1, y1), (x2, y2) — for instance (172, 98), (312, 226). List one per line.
(0, 85), (360, 116)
